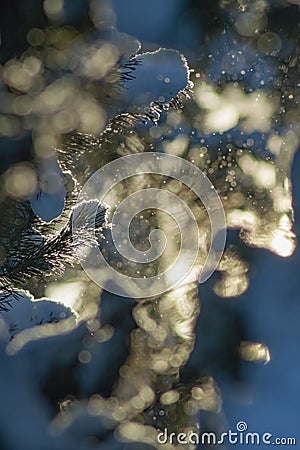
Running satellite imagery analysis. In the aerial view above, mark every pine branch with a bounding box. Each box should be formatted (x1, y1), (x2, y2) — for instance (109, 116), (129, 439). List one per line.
(0, 200), (108, 299)
(119, 58), (142, 83)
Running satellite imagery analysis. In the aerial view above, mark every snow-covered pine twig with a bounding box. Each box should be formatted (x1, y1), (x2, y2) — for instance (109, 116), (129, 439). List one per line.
(58, 48), (193, 189)
(0, 200), (108, 302)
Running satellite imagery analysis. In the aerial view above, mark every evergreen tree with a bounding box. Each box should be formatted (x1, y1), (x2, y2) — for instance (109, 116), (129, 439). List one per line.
(0, 1), (299, 449)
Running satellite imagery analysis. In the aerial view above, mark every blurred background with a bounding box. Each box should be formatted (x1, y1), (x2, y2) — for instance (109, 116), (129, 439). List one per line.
(1, 0), (300, 449)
